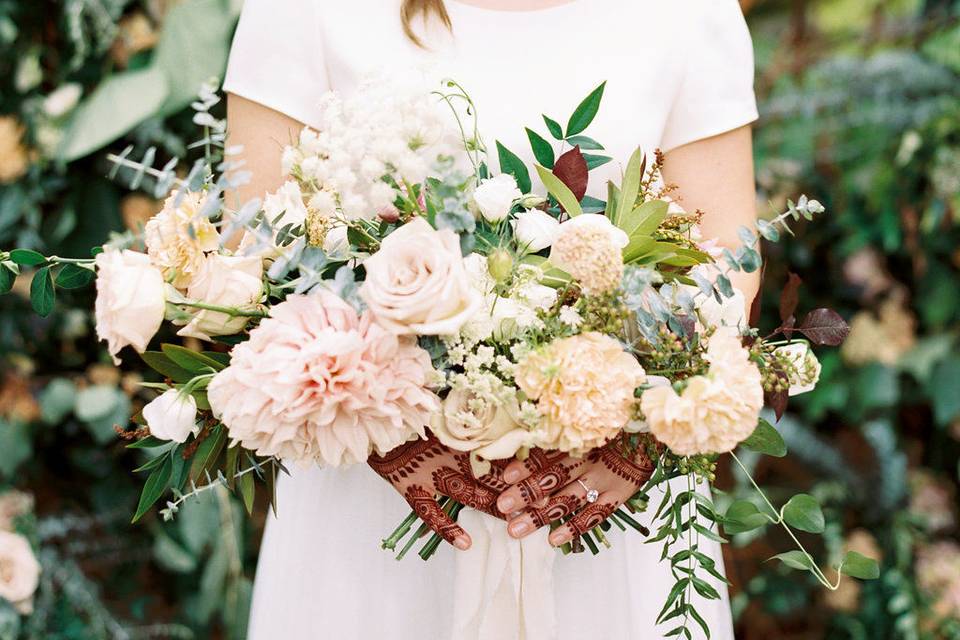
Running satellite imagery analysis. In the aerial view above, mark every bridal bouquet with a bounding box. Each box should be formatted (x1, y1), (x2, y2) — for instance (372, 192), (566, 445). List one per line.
(0, 78), (878, 636)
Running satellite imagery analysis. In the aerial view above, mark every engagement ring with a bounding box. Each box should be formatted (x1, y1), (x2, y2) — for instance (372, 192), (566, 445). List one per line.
(577, 479), (599, 504)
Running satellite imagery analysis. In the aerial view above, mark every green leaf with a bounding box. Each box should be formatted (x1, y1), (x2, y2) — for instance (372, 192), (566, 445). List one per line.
(140, 351), (196, 383)
(838, 551), (880, 580)
(161, 344), (226, 373)
(238, 471), (255, 515)
(622, 237), (657, 264)
(931, 356), (960, 425)
(190, 425), (227, 482)
(535, 165), (582, 217)
(620, 199), (668, 237)
(770, 550), (817, 572)
(29, 267), (55, 317)
(565, 135), (604, 150)
(9, 249), (46, 266)
(723, 500), (770, 534)
(584, 154), (612, 170)
(0, 267), (14, 294)
(740, 418), (787, 457)
(127, 436), (170, 449)
(543, 115), (563, 140)
(525, 128), (555, 168)
(782, 494), (825, 534)
(496, 141), (532, 194)
(133, 454), (173, 522)
(615, 147), (645, 226)
(0, 419), (32, 479)
(565, 81), (606, 137)
(54, 264), (95, 289)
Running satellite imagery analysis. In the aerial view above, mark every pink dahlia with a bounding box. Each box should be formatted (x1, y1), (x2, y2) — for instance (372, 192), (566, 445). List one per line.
(208, 292), (440, 467)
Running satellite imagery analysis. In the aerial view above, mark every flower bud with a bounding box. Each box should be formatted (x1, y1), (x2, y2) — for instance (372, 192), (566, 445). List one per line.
(519, 194), (548, 209)
(487, 249), (513, 283)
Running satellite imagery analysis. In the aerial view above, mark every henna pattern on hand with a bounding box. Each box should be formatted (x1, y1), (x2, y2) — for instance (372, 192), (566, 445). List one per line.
(591, 441), (656, 486)
(528, 494), (582, 528)
(404, 485), (465, 544)
(368, 435), (445, 484)
(517, 458), (584, 505)
(432, 467), (500, 517)
(562, 502), (617, 538)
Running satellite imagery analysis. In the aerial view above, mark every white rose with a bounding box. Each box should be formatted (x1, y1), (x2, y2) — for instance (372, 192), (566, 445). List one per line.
(473, 174), (521, 223)
(323, 224), (349, 259)
(360, 218), (483, 335)
(430, 386), (533, 477)
(774, 342), (822, 396)
(42, 83), (82, 118)
(512, 209), (559, 253)
(263, 180), (309, 227)
(94, 250), (166, 365)
(0, 531), (40, 614)
(176, 254), (263, 341)
(142, 389), (199, 443)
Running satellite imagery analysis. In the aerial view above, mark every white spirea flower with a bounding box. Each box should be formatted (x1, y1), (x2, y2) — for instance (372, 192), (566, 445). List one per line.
(176, 254), (263, 341)
(42, 83), (82, 118)
(641, 328), (763, 455)
(144, 192), (220, 289)
(513, 209), (560, 253)
(0, 531), (39, 614)
(360, 219), (483, 335)
(559, 305), (583, 328)
(94, 250), (166, 364)
(280, 78), (452, 220)
(774, 342), (822, 396)
(142, 390), (198, 443)
(473, 174), (522, 223)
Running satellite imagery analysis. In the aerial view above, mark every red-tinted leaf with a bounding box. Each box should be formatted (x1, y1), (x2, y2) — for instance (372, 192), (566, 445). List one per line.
(798, 308), (850, 346)
(764, 364), (790, 421)
(779, 273), (802, 325)
(748, 262), (766, 329)
(552, 146), (588, 202)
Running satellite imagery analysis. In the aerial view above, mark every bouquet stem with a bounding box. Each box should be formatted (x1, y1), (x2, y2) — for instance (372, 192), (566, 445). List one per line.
(382, 510), (419, 551)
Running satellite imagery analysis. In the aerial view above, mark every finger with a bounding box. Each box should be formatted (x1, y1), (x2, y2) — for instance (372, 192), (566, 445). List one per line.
(497, 457), (586, 515)
(507, 482), (588, 539)
(432, 467), (501, 519)
(404, 485), (471, 550)
(548, 499), (618, 547)
(503, 449), (568, 484)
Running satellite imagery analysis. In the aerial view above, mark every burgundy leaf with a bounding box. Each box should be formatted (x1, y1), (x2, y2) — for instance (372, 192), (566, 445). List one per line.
(798, 308), (850, 346)
(779, 273), (802, 325)
(764, 363), (790, 421)
(552, 145), (589, 202)
(748, 262), (766, 329)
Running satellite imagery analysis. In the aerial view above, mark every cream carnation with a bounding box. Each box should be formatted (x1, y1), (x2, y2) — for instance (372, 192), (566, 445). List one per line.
(0, 531), (40, 614)
(431, 385), (533, 476)
(208, 291), (440, 467)
(144, 192), (220, 288)
(549, 214), (627, 294)
(641, 328), (763, 455)
(360, 218), (483, 335)
(94, 249), (166, 365)
(515, 332), (645, 456)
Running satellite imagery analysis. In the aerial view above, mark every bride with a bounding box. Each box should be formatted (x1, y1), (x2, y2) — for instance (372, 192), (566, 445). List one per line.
(224, 0), (759, 638)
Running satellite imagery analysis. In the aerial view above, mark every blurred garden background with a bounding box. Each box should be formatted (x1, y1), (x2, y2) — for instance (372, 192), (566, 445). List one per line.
(0, 0), (957, 638)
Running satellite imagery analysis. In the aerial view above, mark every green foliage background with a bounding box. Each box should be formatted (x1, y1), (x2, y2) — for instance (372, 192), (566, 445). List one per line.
(0, 0), (956, 638)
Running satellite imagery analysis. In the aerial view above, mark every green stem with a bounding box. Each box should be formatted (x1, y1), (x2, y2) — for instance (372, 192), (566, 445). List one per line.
(382, 510), (419, 551)
(730, 452), (836, 589)
(179, 300), (268, 318)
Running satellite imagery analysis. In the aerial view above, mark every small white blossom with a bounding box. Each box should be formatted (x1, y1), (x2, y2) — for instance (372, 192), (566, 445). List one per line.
(559, 305), (583, 328)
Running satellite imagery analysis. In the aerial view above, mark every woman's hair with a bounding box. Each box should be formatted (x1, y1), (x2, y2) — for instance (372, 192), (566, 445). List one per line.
(401, 0), (451, 48)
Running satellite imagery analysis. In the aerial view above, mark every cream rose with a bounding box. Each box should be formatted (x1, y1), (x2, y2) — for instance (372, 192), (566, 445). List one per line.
(144, 192), (220, 288)
(142, 389), (199, 443)
(0, 531), (40, 614)
(360, 218), (483, 335)
(175, 254), (263, 341)
(473, 174), (521, 223)
(512, 209), (559, 253)
(263, 180), (309, 227)
(94, 249), (166, 365)
(431, 386), (533, 476)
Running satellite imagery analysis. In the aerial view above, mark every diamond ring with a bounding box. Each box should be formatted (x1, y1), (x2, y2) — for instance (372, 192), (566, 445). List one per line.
(577, 479), (599, 504)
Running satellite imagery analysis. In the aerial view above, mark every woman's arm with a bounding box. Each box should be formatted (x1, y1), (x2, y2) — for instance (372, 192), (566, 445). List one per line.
(225, 94), (306, 212)
(661, 125), (760, 307)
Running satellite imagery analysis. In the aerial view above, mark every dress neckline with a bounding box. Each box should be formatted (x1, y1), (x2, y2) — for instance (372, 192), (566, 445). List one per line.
(445, 0), (584, 14)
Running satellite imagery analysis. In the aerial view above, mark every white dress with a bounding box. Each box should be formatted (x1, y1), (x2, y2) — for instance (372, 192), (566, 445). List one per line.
(224, 1), (758, 638)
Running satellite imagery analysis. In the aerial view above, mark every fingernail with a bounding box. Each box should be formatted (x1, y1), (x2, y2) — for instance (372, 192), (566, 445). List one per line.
(509, 521), (531, 537)
(453, 536), (470, 551)
(499, 497), (516, 513)
(503, 469), (521, 483)
(549, 531), (570, 547)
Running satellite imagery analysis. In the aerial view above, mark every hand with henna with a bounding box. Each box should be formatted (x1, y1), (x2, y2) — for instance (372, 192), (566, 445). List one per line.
(368, 432), (563, 551)
(494, 437), (656, 547)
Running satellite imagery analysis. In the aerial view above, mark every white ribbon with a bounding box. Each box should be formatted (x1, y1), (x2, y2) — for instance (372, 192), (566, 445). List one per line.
(451, 509), (557, 640)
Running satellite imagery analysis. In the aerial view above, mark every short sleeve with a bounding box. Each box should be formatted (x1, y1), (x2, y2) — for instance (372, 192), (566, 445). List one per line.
(223, 0), (330, 128)
(660, 0), (758, 152)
